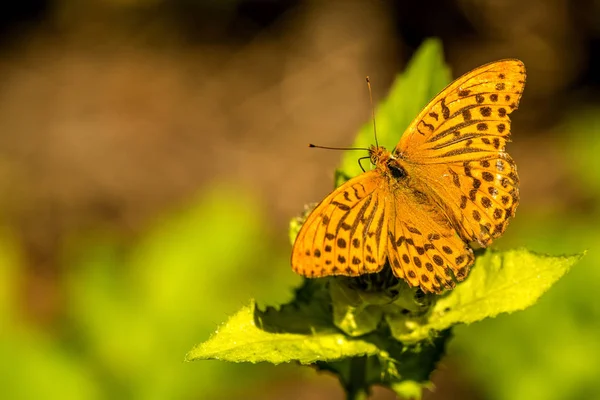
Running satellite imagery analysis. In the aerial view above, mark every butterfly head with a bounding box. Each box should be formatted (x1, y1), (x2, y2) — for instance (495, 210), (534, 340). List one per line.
(368, 145), (392, 166)
(369, 145), (407, 179)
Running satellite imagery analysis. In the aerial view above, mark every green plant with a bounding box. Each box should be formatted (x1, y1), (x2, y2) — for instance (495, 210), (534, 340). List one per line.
(186, 39), (582, 399)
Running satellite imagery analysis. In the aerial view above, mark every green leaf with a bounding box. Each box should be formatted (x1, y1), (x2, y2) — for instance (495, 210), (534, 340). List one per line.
(337, 38), (451, 183)
(187, 278), (451, 398)
(254, 278), (334, 334)
(187, 276), (451, 395)
(185, 300), (380, 365)
(325, 249), (583, 343)
(386, 249), (583, 342)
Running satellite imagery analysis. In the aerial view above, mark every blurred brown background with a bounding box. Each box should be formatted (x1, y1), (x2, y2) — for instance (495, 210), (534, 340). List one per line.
(0, 1), (599, 399)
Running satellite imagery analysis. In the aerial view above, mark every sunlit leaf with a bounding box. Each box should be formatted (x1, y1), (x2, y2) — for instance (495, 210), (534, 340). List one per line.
(387, 249), (583, 342)
(186, 301), (380, 364)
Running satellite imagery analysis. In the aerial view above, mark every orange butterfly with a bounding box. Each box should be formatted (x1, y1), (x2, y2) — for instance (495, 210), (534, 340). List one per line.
(291, 60), (525, 294)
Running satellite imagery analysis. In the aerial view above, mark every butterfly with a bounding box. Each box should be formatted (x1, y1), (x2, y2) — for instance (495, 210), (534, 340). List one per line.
(291, 60), (525, 294)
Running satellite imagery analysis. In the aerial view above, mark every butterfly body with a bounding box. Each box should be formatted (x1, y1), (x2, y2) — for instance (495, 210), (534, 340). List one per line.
(292, 60), (525, 293)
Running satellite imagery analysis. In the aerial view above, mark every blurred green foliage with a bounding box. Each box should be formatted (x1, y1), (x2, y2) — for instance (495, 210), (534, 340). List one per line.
(0, 186), (302, 399)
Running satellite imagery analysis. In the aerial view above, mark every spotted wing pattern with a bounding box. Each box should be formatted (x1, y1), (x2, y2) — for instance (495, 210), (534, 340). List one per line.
(385, 189), (475, 293)
(292, 59), (525, 294)
(397, 59), (524, 247)
(291, 171), (389, 278)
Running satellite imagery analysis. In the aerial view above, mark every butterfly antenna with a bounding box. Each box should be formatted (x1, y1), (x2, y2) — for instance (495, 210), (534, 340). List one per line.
(366, 76), (379, 148)
(308, 144), (369, 151)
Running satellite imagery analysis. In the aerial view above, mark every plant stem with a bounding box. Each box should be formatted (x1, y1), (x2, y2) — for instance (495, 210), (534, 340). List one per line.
(346, 356), (369, 400)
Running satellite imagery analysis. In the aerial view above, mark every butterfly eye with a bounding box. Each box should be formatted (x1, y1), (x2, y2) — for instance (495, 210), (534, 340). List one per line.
(387, 161), (407, 179)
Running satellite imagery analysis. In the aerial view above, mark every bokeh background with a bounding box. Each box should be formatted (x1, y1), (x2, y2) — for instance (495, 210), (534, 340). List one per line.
(1, 1), (599, 399)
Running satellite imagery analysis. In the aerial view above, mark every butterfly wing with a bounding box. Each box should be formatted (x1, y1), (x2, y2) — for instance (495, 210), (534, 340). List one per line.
(385, 187), (475, 293)
(395, 59), (525, 246)
(292, 171), (390, 278)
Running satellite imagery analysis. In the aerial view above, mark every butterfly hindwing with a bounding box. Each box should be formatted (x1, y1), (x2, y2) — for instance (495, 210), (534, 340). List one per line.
(386, 194), (475, 293)
(445, 154), (519, 246)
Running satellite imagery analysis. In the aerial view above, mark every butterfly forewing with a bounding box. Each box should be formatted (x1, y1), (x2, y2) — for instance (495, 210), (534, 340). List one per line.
(396, 59), (525, 161)
(396, 59), (524, 247)
(291, 171), (389, 277)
